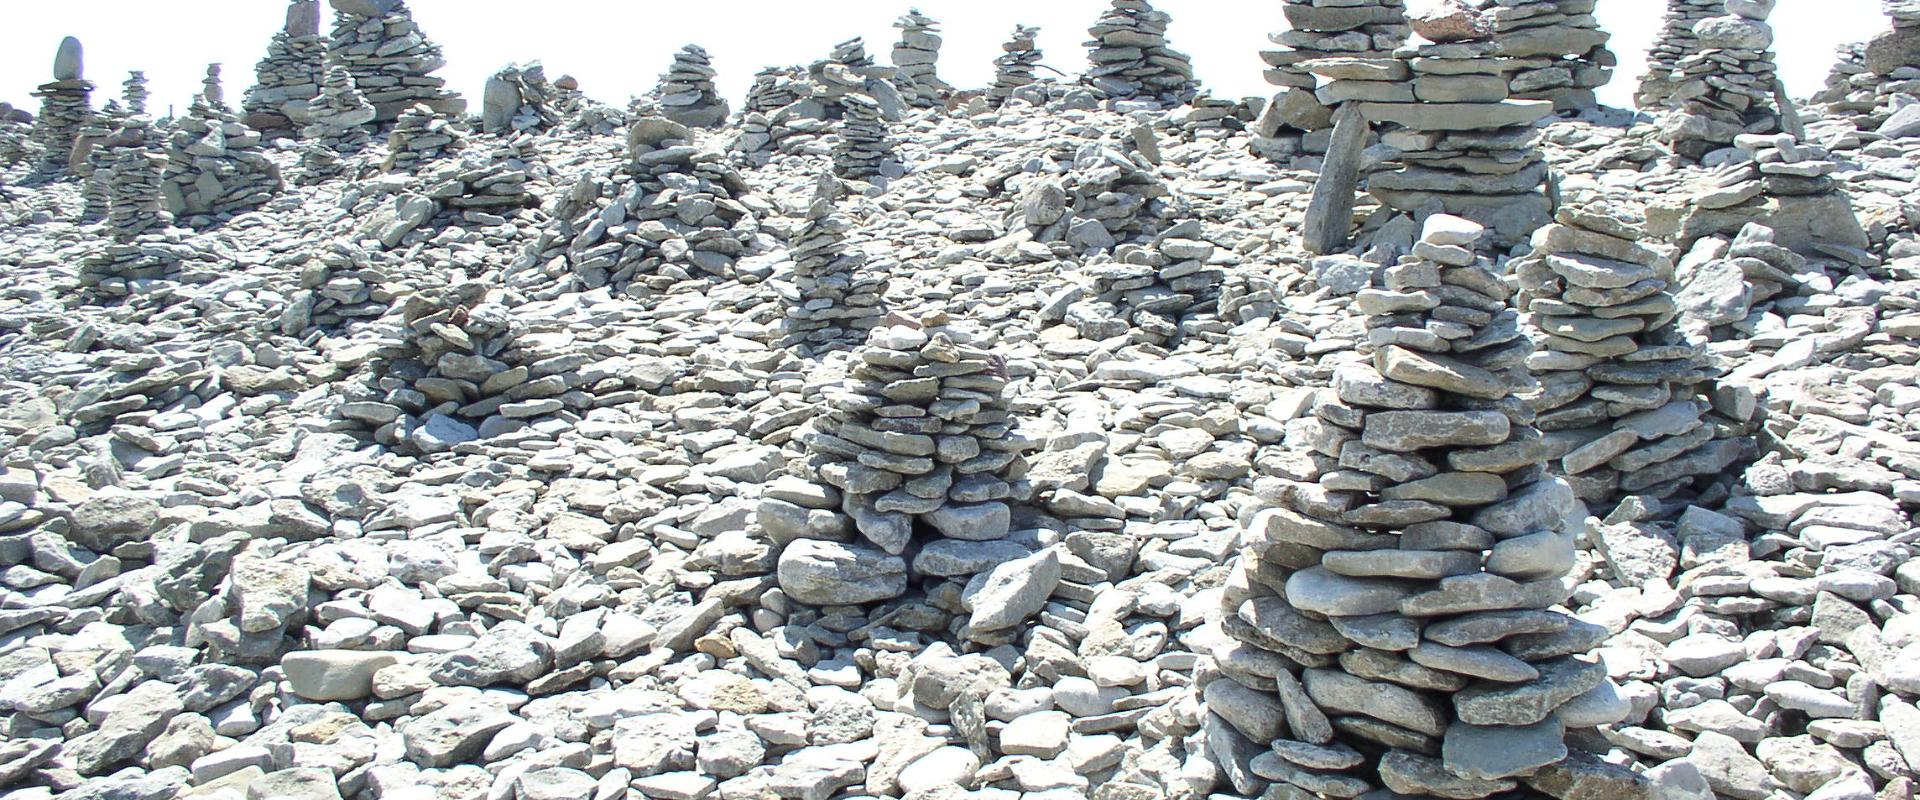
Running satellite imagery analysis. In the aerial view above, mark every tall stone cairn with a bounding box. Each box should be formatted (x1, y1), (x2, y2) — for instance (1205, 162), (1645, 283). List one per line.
(382, 103), (465, 173)
(325, 0), (465, 122)
(122, 71), (150, 117)
(77, 116), (113, 222)
(79, 116), (181, 292)
(654, 46), (730, 129)
(1486, 0), (1616, 111)
(833, 94), (893, 180)
(1813, 0), (1920, 133)
(1635, 0), (1721, 110)
(771, 311), (1035, 621)
(481, 63), (562, 135)
(892, 9), (952, 107)
(782, 174), (888, 350)
(1083, 0), (1198, 104)
(160, 65), (284, 221)
(1654, 2), (1780, 159)
(304, 65), (378, 153)
(1515, 205), (1747, 508)
(31, 36), (94, 174)
(1259, 0), (1409, 137)
(1203, 214), (1636, 800)
(244, 0), (327, 132)
(991, 25), (1046, 106)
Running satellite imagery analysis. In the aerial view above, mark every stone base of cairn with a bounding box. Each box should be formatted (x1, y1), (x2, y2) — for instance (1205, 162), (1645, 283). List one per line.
(892, 9), (951, 108)
(382, 104), (465, 173)
(1487, 0), (1615, 111)
(1636, 0), (1722, 109)
(244, 0), (326, 135)
(781, 175), (887, 350)
(770, 312), (1038, 641)
(833, 94), (893, 179)
(1813, 2), (1920, 135)
(30, 79), (93, 174)
(1652, 133), (1869, 257)
(1515, 206), (1751, 508)
(1084, 0), (1197, 105)
(481, 63), (562, 135)
(1654, 5), (1781, 160)
(1053, 222), (1224, 347)
(1256, 0), (1408, 150)
(990, 26), (1045, 106)
(1201, 214), (1641, 800)
(160, 96), (284, 223)
(655, 46), (729, 129)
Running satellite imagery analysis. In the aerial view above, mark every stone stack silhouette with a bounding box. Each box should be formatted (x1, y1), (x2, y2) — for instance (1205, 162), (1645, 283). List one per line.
(244, 0), (327, 133)
(991, 25), (1046, 106)
(31, 37), (94, 174)
(1655, 2), (1782, 159)
(1636, 0), (1723, 110)
(325, 0), (465, 122)
(654, 46), (729, 129)
(781, 174), (889, 351)
(893, 9), (952, 108)
(159, 65), (284, 223)
(1083, 0), (1197, 104)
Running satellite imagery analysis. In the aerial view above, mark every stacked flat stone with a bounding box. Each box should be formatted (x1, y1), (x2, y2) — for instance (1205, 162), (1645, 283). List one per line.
(480, 63), (561, 135)
(782, 174), (888, 350)
(811, 38), (903, 115)
(744, 67), (807, 115)
(0, 111), (31, 169)
(382, 103), (465, 173)
(1655, 2), (1781, 159)
(1484, 0), (1616, 111)
(76, 117), (112, 222)
(1667, 221), (1810, 341)
(1083, 0), (1198, 104)
(243, 0), (326, 133)
(833, 94), (893, 179)
(304, 66), (377, 153)
(1671, 132), (1860, 251)
(325, 0), (465, 122)
(77, 117), (184, 293)
(1258, 0), (1409, 139)
(159, 67), (284, 222)
(1342, 35), (1555, 245)
(1635, 0), (1724, 110)
(1012, 141), (1179, 250)
(892, 9), (952, 108)
(1204, 214), (1633, 800)
(421, 139), (539, 213)
(1515, 206), (1744, 507)
(122, 71), (150, 117)
(772, 311), (1034, 623)
(31, 37), (94, 174)
(653, 46), (729, 129)
(991, 25), (1046, 106)
(1813, 1), (1920, 133)
(1056, 223), (1225, 347)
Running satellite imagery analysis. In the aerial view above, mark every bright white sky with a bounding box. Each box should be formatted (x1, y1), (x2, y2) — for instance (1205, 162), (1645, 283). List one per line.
(0, 1), (1891, 119)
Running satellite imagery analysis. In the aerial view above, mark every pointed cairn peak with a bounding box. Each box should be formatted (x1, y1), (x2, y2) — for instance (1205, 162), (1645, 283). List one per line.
(1083, 0), (1196, 104)
(123, 71), (149, 116)
(892, 8), (950, 107)
(198, 64), (230, 115)
(654, 45), (729, 129)
(991, 24), (1045, 106)
(810, 171), (849, 214)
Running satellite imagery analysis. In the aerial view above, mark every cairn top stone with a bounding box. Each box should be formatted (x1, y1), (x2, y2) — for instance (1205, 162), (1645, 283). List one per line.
(54, 36), (83, 81)
(330, 0), (401, 16)
(287, 0), (322, 37)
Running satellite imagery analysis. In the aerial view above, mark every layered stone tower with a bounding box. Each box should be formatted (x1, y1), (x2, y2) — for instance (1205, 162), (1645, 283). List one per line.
(325, 0), (465, 122)
(159, 65), (284, 222)
(31, 37), (94, 174)
(990, 25), (1046, 106)
(654, 46), (729, 129)
(244, 0), (327, 133)
(1635, 0), (1721, 110)
(1488, 0), (1616, 110)
(1654, 2), (1782, 159)
(1258, 0), (1409, 141)
(893, 9), (952, 107)
(1084, 0), (1198, 104)
(781, 174), (889, 351)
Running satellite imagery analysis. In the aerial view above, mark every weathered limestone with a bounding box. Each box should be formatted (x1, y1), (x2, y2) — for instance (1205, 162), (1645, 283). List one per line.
(990, 25), (1046, 106)
(893, 9), (952, 108)
(481, 63), (562, 135)
(1258, 0), (1409, 149)
(833, 94), (894, 180)
(781, 175), (888, 350)
(654, 46), (729, 129)
(1654, 2), (1783, 159)
(244, 0), (327, 133)
(31, 37), (94, 174)
(1485, 0), (1616, 110)
(1650, 132), (1869, 255)
(1084, 0), (1198, 104)
(325, 0), (465, 122)
(160, 65), (284, 223)
(382, 103), (466, 173)
(1637, 0), (1722, 110)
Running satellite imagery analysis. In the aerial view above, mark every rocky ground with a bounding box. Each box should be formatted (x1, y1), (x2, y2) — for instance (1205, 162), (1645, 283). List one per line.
(2, 29), (1920, 800)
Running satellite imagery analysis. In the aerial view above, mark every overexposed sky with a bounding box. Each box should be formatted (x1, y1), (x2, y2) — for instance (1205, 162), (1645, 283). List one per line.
(0, 1), (1892, 119)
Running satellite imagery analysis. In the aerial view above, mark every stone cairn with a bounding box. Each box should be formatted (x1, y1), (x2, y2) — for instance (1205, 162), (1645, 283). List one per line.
(30, 36), (94, 174)
(833, 94), (893, 180)
(76, 116), (114, 222)
(160, 65), (284, 222)
(122, 70), (150, 117)
(1006, 139), (1180, 251)
(325, 0), (465, 122)
(782, 174), (888, 351)
(744, 66), (807, 116)
(1635, 0), (1723, 110)
(0, 108), (32, 170)
(1203, 214), (1633, 800)
(1052, 222), (1225, 348)
(770, 311), (1036, 629)
(1083, 0), (1197, 104)
(1516, 205), (1748, 509)
(243, 0), (327, 133)
(382, 103), (466, 173)
(1654, 2), (1783, 160)
(1813, 0), (1920, 135)
(1486, 0), (1616, 111)
(299, 66), (378, 182)
(481, 63), (563, 135)
(1658, 132), (1864, 256)
(892, 9), (952, 108)
(78, 116), (183, 293)
(654, 45), (730, 129)
(990, 25), (1046, 106)
(1256, 0), (1408, 148)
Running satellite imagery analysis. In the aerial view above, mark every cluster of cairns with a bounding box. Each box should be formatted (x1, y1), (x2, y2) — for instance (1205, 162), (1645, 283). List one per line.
(1257, 0), (1409, 151)
(77, 116), (192, 294)
(892, 9), (952, 108)
(1207, 214), (1637, 799)
(1636, 0), (1725, 109)
(298, 66), (379, 182)
(381, 102), (466, 173)
(1814, 0), (1920, 137)
(1052, 223), (1226, 348)
(1083, 0), (1197, 105)
(771, 311), (1038, 629)
(325, 0), (465, 122)
(480, 63), (562, 135)
(654, 46), (730, 129)
(242, 0), (327, 133)
(30, 37), (94, 174)
(158, 65), (284, 224)
(1515, 205), (1752, 509)
(991, 26), (1047, 106)
(1653, 1), (1785, 160)
(780, 174), (888, 351)
(1486, 0), (1616, 111)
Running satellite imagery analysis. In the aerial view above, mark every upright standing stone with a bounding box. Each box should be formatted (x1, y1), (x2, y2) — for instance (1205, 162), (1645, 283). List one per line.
(325, 0), (465, 122)
(990, 25), (1046, 106)
(893, 9), (952, 108)
(1635, 0), (1721, 110)
(1654, 2), (1780, 159)
(244, 0), (328, 132)
(1084, 0), (1197, 104)
(1302, 103), (1367, 254)
(31, 37), (94, 174)
(653, 46), (729, 129)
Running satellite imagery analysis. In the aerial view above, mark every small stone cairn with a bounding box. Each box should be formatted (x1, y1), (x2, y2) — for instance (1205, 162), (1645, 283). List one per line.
(653, 46), (729, 129)
(1813, 0), (1920, 135)
(78, 116), (184, 293)
(781, 174), (888, 351)
(892, 9), (952, 108)
(744, 66), (807, 116)
(1655, 1), (1783, 160)
(1515, 205), (1748, 507)
(299, 66), (378, 182)
(1203, 214), (1637, 800)
(76, 116), (113, 222)
(122, 71), (150, 117)
(990, 25), (1046, 106)
(771, 311), (1036, 629)
(1657, 132), (1867, 256)
(1054, 222), (1225, 347)
(1486, 0), (1615, 111)
(381, 103), (465, 173)
(159, 65), (284, 222)
(1258, 0), (1409, 142)
(832, 94), (893, 180)
(1636, 0), (1722, 110)
(325, 0), (465, 122)
(481, 63), (562, 135)
(243, 0), (327, 133)
(1083, 0), (1197, 105)
(31, 37), (94, 174)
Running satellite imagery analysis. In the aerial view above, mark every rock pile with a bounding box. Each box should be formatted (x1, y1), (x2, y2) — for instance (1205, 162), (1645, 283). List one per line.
(77, 116), (191, 292)
(1002, 140), (1181, 251)
(1654, 2), (1784, 159)
(743, 66), (807, 116)
(1083, 0), (1197, 104)
(781, 175), (888, 350)
(990, 25), (1046, 106)
(1813, 1), (1920, 135)
(1655, 132), (1870, 256)
(30, 36), (94, 174)
(122, 70), (150, 117)
(1487, 0), (1616, 111)
(833, 94), (893, 180)
(381, 102), (466, 173)
(1204, 214), (1634, 799)
(419, 137), (541, 214)
(1664, 221), (1825, 343)
(1515, 204), (1751, 508)
(1257, 0), (1409, 144)
(159, 66), (284, 223)
(243, 0), (327, 133)
(325, 0), (465, 122)
(1636, 0), (1722, 109)
(76, 116), (112, 222)
(772, 311), (1036, 623)
(654, 46), (729, 129)
(892, 9), (952, 108)
(480, 62), (562, 135)
(1049, 222), (1225, 348)
(298, 66), (378, 183)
